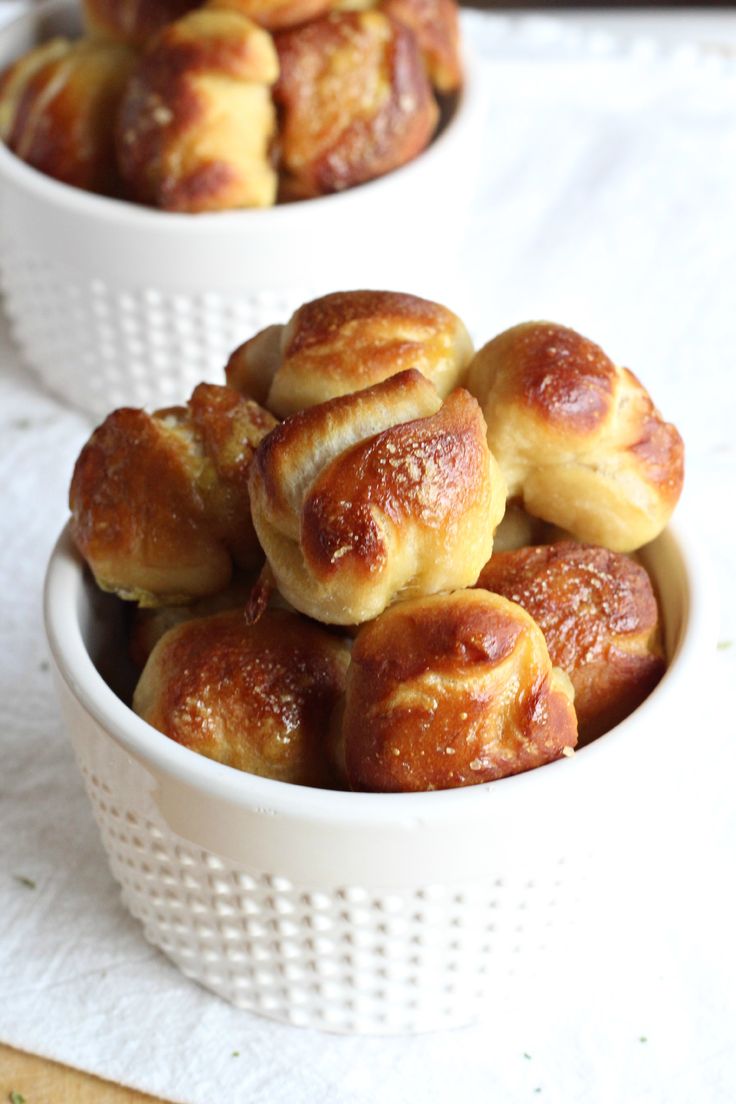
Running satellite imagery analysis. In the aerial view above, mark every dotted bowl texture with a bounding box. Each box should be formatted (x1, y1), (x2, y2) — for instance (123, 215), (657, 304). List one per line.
(79, 761), (575, 1034)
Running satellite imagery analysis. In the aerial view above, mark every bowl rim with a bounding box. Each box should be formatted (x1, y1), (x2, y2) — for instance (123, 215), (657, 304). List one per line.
(0, 0), (483, 234)
(43, 518), (714, 826)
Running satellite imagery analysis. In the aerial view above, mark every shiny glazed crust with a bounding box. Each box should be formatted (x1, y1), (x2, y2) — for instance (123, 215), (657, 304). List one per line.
(379, 0), (462, 92)
(69, 383), (277, 606)
(225, 289), (474, 417)
(0, 37), (136, 194)
(274, 11), (438, 199)
(82, 0), (202, 47)
(340, 589), (577, 792)
(133, 609), (350, 786)
(476, 541), (666, 743)
(466, 322), (685, 552)
(116, 9), (279, 211)
(248, 369), (506, 624)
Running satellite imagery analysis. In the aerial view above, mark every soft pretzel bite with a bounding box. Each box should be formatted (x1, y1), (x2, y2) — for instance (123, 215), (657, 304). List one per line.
(225, 290), (474, 417)
(466, 322), (684, 552)
(248, 369), (505, 624)
(273, 11), (438, 199)
(69, 383), (277, 606)
(0, 37), (135, 194)
(477, 541), (666, 743)
(134, 609), (350, 785)
(379, 0), (462, 92)
(116, 8), (279, 211)
(338, 589), (577, 792)
(82, 0), (201, 48)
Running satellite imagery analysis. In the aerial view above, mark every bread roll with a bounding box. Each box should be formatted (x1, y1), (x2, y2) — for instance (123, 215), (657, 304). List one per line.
(379, 0), (462, 92)
(477, 541), (666, 743)
(134, 609), (350, 786)
(0, 38), (135, 194)
(248, 369), (505, 624)
(70, 383), (277, 606)
(225, 290), (474, 417)
(116, 9), (279, 211)
(466, 322), (684, 552)
(339, 589), (577, 792)
(82, 0), (201, 48)
(274, 11), (438, 199)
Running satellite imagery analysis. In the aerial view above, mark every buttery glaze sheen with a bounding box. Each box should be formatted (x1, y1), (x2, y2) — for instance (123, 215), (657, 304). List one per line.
(226, 289), (474, 417)
(477, 541), (666, 743)
(0, 37), (135, 193)
(134, 608), (350, 786)
(116, 8), (279, 211)
(274, 11), (438, 199)
(466, 322), (684, 552)
(339, 589), (578, 792)
(248, 369), (505, 624)
(70, 383), (276, 605)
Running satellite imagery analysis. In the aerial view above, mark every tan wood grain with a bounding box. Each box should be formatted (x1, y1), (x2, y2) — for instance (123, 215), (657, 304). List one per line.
(0, 1044), (169, 1104)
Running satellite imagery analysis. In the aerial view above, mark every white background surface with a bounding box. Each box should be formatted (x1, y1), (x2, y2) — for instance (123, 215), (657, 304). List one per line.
(1, 5), (736, 1102)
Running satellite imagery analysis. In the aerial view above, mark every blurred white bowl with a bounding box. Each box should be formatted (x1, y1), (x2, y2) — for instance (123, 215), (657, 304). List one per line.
(43, 520), (712, 1033)
(0, 0), (484, 419)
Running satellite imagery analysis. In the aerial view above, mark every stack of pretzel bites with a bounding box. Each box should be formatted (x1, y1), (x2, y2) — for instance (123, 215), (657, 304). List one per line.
(0, 0), (461, 210)
(69, 289), (684, 793)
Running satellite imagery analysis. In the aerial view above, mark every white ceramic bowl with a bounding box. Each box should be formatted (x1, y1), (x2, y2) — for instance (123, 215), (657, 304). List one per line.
(0, 0), (484, 420)
(43, 520), (712, 1034)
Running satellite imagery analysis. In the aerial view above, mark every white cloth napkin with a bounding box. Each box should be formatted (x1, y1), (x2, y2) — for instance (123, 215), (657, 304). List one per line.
(1, 10), (736, 1103)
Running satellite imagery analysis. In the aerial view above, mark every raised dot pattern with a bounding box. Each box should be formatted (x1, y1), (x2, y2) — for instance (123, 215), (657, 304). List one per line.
(0, 243), (311, 418)
(78, 767), (571, 1034)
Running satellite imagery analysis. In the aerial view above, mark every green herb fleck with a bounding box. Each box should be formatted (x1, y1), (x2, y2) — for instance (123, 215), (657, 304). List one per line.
(11, 418), (31, 431)
(639, 1035), (648, 1043)
(39, 660), (50, 673)
(523, 1052), (532, 1060)
(9, 1092), (27, 1104)
(232, 1051), (240, 1058)
(13, 875), (36, 890)
(534, 1090), (542, 1095)
(717, 641), (733, 651)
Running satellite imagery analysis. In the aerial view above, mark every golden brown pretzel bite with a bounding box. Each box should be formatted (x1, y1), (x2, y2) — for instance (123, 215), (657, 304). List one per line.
(248, 369), (505, 624)
(70, 383), (277, 606)
(477, 541), (666, 743)
(116, 9), (279, 211)
(225, 290), (474, 417)
(339, 589), (577, 792)
(134, 609), (350, 785)
(465, 324), (684, 552)
(274, 11), (438, 199)
(466, 322), (684, 552)
(0, 38), (135, 194)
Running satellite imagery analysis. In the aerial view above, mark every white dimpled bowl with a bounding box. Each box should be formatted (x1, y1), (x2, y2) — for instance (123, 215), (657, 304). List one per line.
(0, 0), (483, 420)
(43, 520), (711, 1034)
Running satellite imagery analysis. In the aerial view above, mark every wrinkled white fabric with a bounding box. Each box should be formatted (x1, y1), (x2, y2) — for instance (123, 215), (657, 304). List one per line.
(1, 9), (735, 1102)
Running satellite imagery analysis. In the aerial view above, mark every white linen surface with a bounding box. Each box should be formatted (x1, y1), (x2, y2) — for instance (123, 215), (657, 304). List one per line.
(1, 9), (735, 1102)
